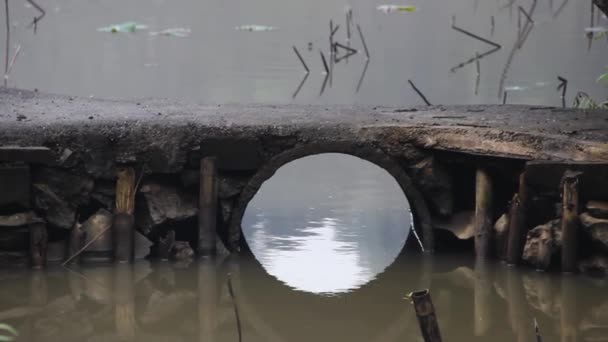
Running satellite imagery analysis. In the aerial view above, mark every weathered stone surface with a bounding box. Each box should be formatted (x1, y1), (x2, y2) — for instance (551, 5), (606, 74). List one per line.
(587, 201), (608, 219)
(180, 170), (247, 199)
(81, 209), (113, 252)
(0, 211), (39, 227)
(136, 182), (197, 234)
(522, 219), (561, 270)
(34, 167), (94, 205)
(135, 230), (153, 259)
(0, 146), (54, 164)
(494, 213), (509, 257)
(579, 255), (608, 276)
(407, 156), (453, 216)
(33, 184), (76, 229)
(0, 163), (30, 207)
(198, 139), (262, 171)
(580, 212), (608, 250)
(171, 241), (194, 261)
(90, 180), (115, 210)
(220, 199), (234, 224)
(434, 211), (474, 239)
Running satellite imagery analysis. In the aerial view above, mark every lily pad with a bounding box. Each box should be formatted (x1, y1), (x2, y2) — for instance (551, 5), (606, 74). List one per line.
(235, 25), (278, 32)
(149, 27), (191, 37)
(98, 21), (148, 33)
(376, 5), (417, 14)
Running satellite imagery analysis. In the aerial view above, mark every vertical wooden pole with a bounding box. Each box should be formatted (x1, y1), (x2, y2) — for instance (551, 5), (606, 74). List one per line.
(411, 289), (442, 342)
(474, 259), (491, 336)
(561, 171), (580, 273)
(114, 167), (136, 263)
(560, 275), (578, 342)
(198, 258), (218, 342)
(114, 264), (136, 340)
(199, 157), (218, 256)
(29, 221), (47, 268)
(506, 172), (528, 265)
(474, 168), (493, 258)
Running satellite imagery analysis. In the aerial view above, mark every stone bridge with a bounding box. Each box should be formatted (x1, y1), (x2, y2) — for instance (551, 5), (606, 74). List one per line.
(1, 87), (607, 260)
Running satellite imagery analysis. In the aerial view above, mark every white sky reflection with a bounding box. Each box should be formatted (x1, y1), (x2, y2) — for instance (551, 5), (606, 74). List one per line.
(242, 153), (411, 295)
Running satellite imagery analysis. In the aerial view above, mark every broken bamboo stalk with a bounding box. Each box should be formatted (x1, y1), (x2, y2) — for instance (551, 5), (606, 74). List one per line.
(113, 167), (136, 263)
(561, 171), (580, 273)
(410, 289), (442, 342)
(474, 168), (493, 258)
(29, 221), (47, 268)
(506, 172), (528, 265)
(199, 157), (218, 256)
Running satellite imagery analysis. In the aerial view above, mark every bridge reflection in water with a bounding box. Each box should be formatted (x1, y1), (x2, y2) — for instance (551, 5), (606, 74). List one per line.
(0, 255), (604, 341)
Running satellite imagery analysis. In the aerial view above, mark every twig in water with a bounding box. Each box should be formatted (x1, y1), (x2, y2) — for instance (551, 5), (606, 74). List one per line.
(450, 46), (500, 73)
(25, 0), (45, 34)
(503, 90), (508, 104)
(408, 80), (432, 106)
(334, 42), (357, 63)
(491, 16), (495, 36)
(557, 76), (567, 108)
(475, 52), (481, 95)
(517, 6), (534, 49)
(452, 16), (501, 49)
(292, 73), (309, 99)
(331, 24), (340, 37)
(4, 0), (9, 87)
(226, 274), (242, 342)
(552, 0), (569, 18)
(320, 50), (329, 74)
(292, 46), (309, 73)
(533, 318), (542, 342)
(356, 59), (370, 93)
(356, 24), (370, 60)
(4, 44), (21, 84)
(62, 225), (112, 266)
(346, 8), (353, 40)
(320, 72), (329, 96)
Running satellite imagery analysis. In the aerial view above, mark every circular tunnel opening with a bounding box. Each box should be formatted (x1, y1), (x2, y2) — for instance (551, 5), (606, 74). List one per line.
(241, 153), (413, 295)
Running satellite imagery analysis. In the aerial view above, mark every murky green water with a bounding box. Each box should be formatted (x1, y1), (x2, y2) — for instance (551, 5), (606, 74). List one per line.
(2, 0), (607, 105)
(0, 256), (606, 342)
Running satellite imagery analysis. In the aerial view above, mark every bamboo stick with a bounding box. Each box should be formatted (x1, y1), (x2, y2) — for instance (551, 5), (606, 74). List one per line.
(561, 171), (580, 273)
(474, 168), (493, 258)
(506, 172), (528, 265)
(199, 157), (218, 256)
(410, 289), (442, 342)
(114, 167), (136, 263)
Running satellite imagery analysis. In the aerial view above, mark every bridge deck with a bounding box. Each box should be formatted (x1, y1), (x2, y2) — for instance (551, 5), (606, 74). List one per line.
(1, 87), (607, 163)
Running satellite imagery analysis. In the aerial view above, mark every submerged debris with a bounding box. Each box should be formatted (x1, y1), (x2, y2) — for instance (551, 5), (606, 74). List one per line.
(376, 5), (417, 14)
(234, 25), (277, 32)
(585, 26), (608, 39)
(97, 21), (148, 33)
(149, 27), (191, 38)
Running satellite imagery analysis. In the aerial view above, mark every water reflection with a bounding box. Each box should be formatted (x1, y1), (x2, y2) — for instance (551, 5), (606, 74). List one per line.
(0, 256), (605, 341)
(242, 153), (411, 294)
(2, 0), (605, 105)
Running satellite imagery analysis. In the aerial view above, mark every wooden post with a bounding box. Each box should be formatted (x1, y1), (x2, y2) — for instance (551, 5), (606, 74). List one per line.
(474, 168), (493, 258)
(410, 289), (442, 342)
(474, 259), (491, 336)
(198, 259), (218, 342)
(506, 172), (528, 265)
(29, 221), (47, 268)
(561, 171), (580, 273)
(199, 157), (218, 256)
(114, 264), (136, 340)
(113, 167), (136, 263)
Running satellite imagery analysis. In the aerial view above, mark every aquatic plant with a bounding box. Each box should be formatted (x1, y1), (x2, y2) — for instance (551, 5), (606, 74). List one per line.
(573, 92), (608, 109)
(376, 5), (417, 14)
(0, 323), (18, 341)
(97, 21), (148, 33)
(598, 67), (608, 83)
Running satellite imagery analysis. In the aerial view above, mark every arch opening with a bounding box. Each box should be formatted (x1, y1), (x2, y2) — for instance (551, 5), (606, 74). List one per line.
(240, 152), (414, 294)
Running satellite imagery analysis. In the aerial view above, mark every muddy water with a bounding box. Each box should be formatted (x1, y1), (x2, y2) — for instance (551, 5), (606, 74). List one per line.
(2, 0), (607, 105)
(0, 256), (605, 342)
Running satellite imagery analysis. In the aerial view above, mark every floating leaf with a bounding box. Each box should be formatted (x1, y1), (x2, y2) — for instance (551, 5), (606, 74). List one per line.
(98, 21), (148, 33)
(376, 5), (417, 14)
(149, 27), (191, 37)
(235, 25), (278, 32)
(597, 73), (608, 83)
